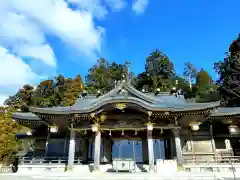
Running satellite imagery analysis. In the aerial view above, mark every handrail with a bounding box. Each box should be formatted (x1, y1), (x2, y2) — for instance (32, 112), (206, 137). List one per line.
(19, 156), (82, 165)
(183, 156), (240, 164)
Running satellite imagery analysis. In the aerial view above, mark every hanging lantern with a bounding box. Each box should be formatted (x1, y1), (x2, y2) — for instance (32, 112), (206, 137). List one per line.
(50, 126), (58, 133)
(26, 131), (32, 136)
(92, 124), (99, 132)
(121, 130), (124, 136)
(84, 130), (87, 134)
(190, 122), (200, 131)
(147, 122), (153, 131)
(135, 130), (138, 135)
(228, 125), (238, 133)
(160, 128), (163, 134)
(109, 130), (112, 136)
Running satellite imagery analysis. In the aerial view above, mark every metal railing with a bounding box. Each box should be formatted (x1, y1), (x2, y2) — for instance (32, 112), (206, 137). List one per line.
(183, 156), (240, 164)
(19, 156), (82, 165)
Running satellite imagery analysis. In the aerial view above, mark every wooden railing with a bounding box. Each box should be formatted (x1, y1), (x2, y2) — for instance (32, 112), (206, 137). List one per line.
(19, 156), (82, 165)
(183, 156), (240, 164)
(0, 166), (13, 173)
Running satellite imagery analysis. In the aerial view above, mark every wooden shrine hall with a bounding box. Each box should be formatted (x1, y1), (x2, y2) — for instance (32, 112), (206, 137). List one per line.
(13, 80), (240, 173)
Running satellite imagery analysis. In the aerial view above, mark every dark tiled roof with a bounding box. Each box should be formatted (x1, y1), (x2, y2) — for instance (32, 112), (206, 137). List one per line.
(210, 107), (240, 116)
(14, 81), (222, 117)
(13, 112), (40, 120)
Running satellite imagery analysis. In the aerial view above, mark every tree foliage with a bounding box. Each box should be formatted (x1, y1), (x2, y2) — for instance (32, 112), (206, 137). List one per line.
(214, 34), (240, 106)
(183, 61), (197, 89)
(196, 68), (212, 90)
(145, 49), (175, 78)
(0, 107), (21, 164)
(135, 49), (176, 92)
(85, 58), (131, 93)
(4, 75), (83, 110)
(4, 85), (35, 112)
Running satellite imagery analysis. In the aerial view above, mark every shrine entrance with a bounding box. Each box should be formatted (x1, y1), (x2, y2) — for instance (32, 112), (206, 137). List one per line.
(111, 138), (167, 163)
(112, 139), (143, 163)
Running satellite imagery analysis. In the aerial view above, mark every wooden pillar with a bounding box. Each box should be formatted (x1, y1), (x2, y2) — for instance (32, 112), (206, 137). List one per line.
(172, 129), (183, 165)
(102, 137), (111, 163)
(63, 132), (68, 155)
(169, 137), (176, 159)
(147, 128), (154, 172)
(142, 139), (148, 163)
(67, 130), (76, 170)
(94, 130), (101, 171)
(82, 139), (89, 163)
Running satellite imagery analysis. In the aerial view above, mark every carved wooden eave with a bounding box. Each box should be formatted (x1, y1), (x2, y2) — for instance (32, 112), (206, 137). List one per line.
(12, 112), (49, 128)
(208, 107), (240, 126)
(16, 119), (48, 128)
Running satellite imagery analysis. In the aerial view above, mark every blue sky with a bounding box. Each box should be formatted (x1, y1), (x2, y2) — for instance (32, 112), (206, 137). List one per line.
(0, 0), (240, 104)
(57, 0), (240, 80)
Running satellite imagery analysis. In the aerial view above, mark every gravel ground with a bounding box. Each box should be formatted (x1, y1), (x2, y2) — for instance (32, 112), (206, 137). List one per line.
(1, 172), (239, 180)
(0, 175), (237, 180)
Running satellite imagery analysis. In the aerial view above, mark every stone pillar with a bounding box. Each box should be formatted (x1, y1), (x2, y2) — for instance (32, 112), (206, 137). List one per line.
(67, 130), (76, 170)
(82, 139), (89, 163)
(147, 129), (154, 172)
(94, 131), (101, 171)
(172, 129), (183, 165)
(225, 139), (232, 149)
(102, 137), (112, 163)
(142, 139), (148, 163)
(225, 139), (234, 156)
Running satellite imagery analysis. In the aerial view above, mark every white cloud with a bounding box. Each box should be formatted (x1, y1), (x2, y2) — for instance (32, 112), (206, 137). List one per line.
(0, 0), (143, 105)
(0, 46), (37, 104)
(68, 0), (126, 19)
(0, 47), (36, 87)
(105, 0), (126, 11)
(67, 0), (108, 19)
(14, 44), (56, 67)
(132, 0), (149, 14)
(0, 95), (8, 106)
(0, 0), (107, 105)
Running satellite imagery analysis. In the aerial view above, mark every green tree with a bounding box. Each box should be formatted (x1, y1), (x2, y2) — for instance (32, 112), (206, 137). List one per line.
(196, 68), (212, 90)
(135, 49), (175, 92)
(145, 49), (175, 78)
(4, 85), (35, 112)
(183, 61), (197, 89)
(62, 75), (83, 106)
(5, 74), (84, 109)
(34, 80), (55, 107)
(214, 34), (240, 106)
(85, 58), (130, 93)
(0, 107), (21, 164)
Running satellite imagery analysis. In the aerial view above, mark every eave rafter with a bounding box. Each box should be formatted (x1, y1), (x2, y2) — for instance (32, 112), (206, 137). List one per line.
(14, 118), (49, 129)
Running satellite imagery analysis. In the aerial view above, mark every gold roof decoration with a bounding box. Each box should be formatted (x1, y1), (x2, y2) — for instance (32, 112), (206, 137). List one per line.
(115, 103), (127, 111)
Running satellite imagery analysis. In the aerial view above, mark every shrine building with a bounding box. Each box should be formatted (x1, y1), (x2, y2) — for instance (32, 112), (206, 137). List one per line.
(12, 80), (240, 173)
